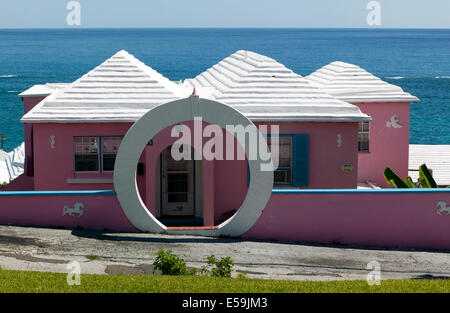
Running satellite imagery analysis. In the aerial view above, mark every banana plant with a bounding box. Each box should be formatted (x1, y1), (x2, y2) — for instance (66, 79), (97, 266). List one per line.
(383, 167), (409, 188)
(383, 164), (438, 188)
(418, 164), (438, 188)
(403, 176), (416, 188)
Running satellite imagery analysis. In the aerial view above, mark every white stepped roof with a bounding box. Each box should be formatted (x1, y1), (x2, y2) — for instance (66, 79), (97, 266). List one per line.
(185, 50), (370, 122)
(21, 51), (191, 123)
(306, 61), (419, 103)
(19, 83), (71, 98)
(0, 143), (25, 184)
(409, 144), (450, 187)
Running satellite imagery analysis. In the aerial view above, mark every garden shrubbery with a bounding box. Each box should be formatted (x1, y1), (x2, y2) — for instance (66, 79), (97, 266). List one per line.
(153, 249), (234, 278)
(153, 249), (188, 275)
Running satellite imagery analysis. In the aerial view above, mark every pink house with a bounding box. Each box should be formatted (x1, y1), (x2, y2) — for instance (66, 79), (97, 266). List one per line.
(16, 50), (370, 227)
(2, 50), (449, 250)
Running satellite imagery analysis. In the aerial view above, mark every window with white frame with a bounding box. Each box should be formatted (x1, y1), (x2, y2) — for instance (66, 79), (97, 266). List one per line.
(267, 136), (293, 185)
(74, 136), (123, 172)
(358, 121), (370, 153)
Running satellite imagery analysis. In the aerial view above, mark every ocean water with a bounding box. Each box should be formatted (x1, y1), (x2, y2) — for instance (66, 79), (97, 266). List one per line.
(0, 28), (449, 151)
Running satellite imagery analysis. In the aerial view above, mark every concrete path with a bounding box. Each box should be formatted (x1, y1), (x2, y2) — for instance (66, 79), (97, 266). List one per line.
(0, 225), (449, 281)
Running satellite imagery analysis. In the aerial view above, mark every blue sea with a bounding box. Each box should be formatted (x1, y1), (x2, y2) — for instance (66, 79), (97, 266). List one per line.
(0, 28), (449, 151)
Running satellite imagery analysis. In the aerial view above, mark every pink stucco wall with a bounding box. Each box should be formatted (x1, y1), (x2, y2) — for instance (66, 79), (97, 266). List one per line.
(257, 122), (359, 189)
(32, 123), (133, 191)
(1, 174), (34, 191)
(32, 122), (148, 204)
(0, 192), (135, 232)
(22, 96), (47, 176)
(212, 121), (360, 224)
(353, 102), (410, 187)
(31, 120), (358, 190)
(244, 190), (450, 250)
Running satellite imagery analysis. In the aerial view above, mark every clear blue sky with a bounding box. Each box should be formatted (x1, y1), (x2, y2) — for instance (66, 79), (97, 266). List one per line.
(0, 0), (449, 28)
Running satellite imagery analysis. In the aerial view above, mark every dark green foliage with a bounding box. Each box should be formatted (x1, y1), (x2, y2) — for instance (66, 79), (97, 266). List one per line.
(384, 167), (409, 188)
(404, 176), (416, 188)
(206, 254), (234, 278)
(384, 164), (438, 188)
(419, 164), (438, 188)
(153, 249), (188, 275)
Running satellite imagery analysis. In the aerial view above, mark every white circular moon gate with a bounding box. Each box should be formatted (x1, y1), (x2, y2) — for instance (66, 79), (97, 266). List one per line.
(113, 96), (274, 237)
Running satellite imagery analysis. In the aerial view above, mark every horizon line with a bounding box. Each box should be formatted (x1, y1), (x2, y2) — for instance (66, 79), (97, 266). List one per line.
(0, 26), (450, 30)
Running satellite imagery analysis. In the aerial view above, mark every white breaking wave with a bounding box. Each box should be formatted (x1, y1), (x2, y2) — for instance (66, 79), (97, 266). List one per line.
(0, 75), (18, 78)
(385, 76), (450, 80)
(0, 142), (25, 184)
(385, 76), (405, 80)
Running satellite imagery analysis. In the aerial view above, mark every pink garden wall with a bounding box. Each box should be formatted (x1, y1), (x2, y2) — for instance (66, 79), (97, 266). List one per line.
(244, 189), (450, 250)
(1, 189), (449, 250)
(353, 102), (410, 187)
(0, 191), (135, 232)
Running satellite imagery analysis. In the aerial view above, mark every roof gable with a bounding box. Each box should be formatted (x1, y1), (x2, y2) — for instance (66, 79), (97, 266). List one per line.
(21, 51), (191, 123)
(186, 51), (371, 122)
(306, 61), (419, 103)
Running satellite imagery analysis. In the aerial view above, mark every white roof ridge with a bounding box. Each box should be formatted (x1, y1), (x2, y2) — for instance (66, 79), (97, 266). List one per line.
(54, 50), (188, 98)
(188, 50), (297, 94)
(121, 51), (190, 98)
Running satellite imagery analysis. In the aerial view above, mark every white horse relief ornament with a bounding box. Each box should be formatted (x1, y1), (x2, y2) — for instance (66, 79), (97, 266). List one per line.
(63, 203), (84, 218)
(337, 134), (343, 148)
(436, 201), (450, 216)
(50, 135), (56, 149)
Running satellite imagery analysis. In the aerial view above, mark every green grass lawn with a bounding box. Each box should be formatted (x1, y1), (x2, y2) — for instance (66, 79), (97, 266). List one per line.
(0, 269), (448, 293)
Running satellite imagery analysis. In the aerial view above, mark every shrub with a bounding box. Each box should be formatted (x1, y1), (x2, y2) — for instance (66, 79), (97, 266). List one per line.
(0, 182), (7, 190)
(153, 249), (188, 275)
(206, 254), (234, 278)
(188, 267), (198, 276)
(199, 265), (209, 276)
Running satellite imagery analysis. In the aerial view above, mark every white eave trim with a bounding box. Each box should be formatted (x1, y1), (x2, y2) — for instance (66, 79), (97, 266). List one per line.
(21, 115), (372, 124)
(19, 93), (52, 98)
(340, 97), (420, 103)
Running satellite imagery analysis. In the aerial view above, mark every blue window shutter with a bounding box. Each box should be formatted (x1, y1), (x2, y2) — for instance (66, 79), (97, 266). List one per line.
(293, 135), (309, 187)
